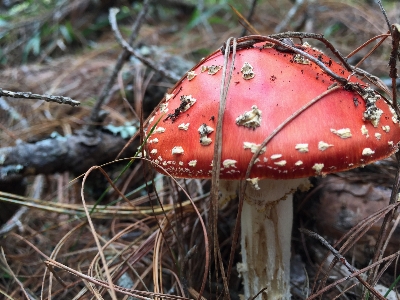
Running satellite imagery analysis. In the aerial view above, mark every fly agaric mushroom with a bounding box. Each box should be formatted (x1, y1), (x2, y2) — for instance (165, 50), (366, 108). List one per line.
(145, 36), (400, 299)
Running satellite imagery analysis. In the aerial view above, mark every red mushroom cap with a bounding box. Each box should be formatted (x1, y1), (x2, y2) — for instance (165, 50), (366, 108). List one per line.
(145, 39), (400, 180)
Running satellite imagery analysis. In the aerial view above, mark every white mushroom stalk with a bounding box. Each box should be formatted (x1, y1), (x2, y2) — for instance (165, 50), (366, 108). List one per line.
(234, 178), (309, 299)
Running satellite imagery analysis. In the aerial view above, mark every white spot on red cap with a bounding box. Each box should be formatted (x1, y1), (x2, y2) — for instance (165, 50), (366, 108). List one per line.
(243, 142), (266, 154)
(180, 95), (196, 112)
(295, 143), (309, 153)
(271, 154), (282, 160)
(312, 163), (324, 175)
(382, 125), (390, 133)
(198, 124), (214, 146)
(361, 125), (369, 138)
(295, 160), (303, 166)
(293, 54), (310, 65)
(200, 137), (212, 146)
(188, 160), (197, 167)
(201, 65), (222, 75)
(318, 141), (333, 151)
(274, 160), (287, 166)
(149, 138), (159, 144)
(136, 150), (146, 158)
(330, 128), (352, 138)
(375, 133), (381, 140)
(187, 71), (197, 81)
(165, 93), (174, 101)
(154, 127), (165, 134)
(362, 148), (375, 156)
(159, 103), (169, 113)
(172, 146), (184, 155)
(360, 87), (383, 127)
(236, 106), (262, 129)
(178, 123), (190, 130)
(150, 149), (157, 155)
(241, 62), (255, 80)
(389, 106), (398, 124)
(223, 159), (237, 168)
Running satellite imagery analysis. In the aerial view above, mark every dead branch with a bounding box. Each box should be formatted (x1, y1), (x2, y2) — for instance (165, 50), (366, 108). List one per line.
(0, 130), (139, 183)
(109, 8), (181, 83)
(0, 88), (80, 107)
(88, 0), (152, 128)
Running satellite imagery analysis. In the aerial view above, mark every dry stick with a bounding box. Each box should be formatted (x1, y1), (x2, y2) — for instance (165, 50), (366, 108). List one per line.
(274, 0), (304, 33)
(347, 33), (390, 60)
(136, 60), (185, 287)
(353, 34), (389, 69)
(389, 24), (400, 115)
(338, 204), (398, 256)
(109, 8), (180, 83)
(299, 229), (386, 300)
(366, 22), (400, 292)
(210, 37), (237, 300)
(44, 222), (87, 299)
(267, 32), (352, 72)
(313, 203), (400, 296)
(307, 251), (400, 300)
(262, 32), (393, 101)
(145, 159), (209, 300)
(349, 33), (395, 113)
(81, 166), (118, 300)
(240, 0), (259, 36)
(0, 174), (44, 236)
(223, 35), (349, 85)
(382, 211), (400, 264)
(366, 153), (400, 288)
(141, 113), (190, 295)
(333, 282), (357, 300)
(377, 0), (392, 35)
(0, 88), (79, 107)
(87, 0), (152, 131)
(375, 256), (397, 286)
(354, 67), (393, 101)
(0, 247), (32, 300)
(377, 0), (398, 114)
(230, 4), (260, 36)
(44, 259), (191, 300)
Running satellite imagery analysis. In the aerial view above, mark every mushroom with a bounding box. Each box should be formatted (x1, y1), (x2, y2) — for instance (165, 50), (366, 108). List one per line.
(145, 38), (400, 299)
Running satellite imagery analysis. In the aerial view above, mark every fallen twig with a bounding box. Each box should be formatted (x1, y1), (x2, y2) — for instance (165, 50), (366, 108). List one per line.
(300, 228), (386, 300)
(88, 0), (152, 128)
(0, 130), (139, 183)
(0, 88), (79, 107)
(109, 8), (181, 83)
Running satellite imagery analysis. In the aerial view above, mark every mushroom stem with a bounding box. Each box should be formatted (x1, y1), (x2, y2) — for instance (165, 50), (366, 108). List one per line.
(237, 178), (309, 300)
